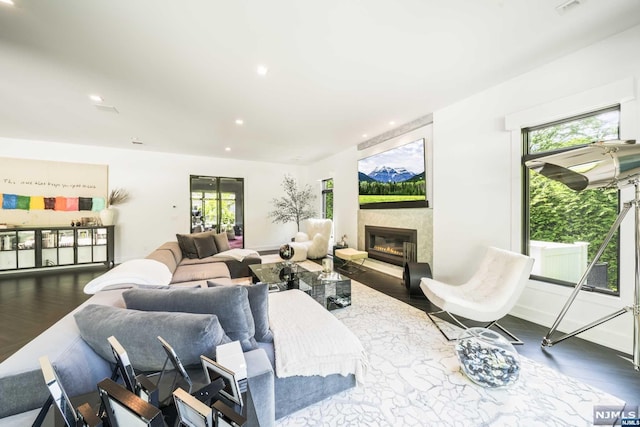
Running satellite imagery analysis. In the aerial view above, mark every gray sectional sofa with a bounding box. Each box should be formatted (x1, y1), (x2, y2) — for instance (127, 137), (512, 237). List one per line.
(147, 239), (262, 283)
(0, 240), (357, 426)
(0, 288), (276, 427)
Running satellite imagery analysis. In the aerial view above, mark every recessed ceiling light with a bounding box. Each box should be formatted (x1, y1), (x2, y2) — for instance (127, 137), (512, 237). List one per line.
(0, 0), (15, 6)
(389, 121), (396, 126)
(256, 65), (268, 76)
(225, 147), (231, 152)
(362, 134), (368, 138)
(235, 119), (244, 125)
(89, 94), (103, 103)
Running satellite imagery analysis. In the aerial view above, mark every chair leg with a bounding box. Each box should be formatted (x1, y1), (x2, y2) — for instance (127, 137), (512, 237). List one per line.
(425, 310), (460, 341)
(485, 321), (524, 345)
(425, 311), (524, 345)
(337, 258), (366, 275)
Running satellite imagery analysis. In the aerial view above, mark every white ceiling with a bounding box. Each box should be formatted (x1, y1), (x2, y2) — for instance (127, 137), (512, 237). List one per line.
(1, 0), (640, 164)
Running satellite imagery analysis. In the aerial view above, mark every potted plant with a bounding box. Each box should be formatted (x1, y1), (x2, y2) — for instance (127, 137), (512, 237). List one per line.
(100, 188), (130, 226)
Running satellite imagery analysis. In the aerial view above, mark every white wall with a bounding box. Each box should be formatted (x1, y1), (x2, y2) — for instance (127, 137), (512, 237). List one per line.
(1, 138), (306, 261)
(305, 146), (359, 247)
(432, 24), (640, 353)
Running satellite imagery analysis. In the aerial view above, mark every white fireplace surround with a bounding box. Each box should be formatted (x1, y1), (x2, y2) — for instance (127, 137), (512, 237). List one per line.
(358, 208), (433, 266)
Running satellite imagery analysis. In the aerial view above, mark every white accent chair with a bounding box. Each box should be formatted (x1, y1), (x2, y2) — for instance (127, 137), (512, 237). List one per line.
(419, 246), (534, 344)
(293, 218), (333, 259)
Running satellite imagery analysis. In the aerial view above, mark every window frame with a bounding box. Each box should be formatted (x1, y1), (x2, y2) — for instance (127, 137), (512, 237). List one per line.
(521, 105), (621, 296)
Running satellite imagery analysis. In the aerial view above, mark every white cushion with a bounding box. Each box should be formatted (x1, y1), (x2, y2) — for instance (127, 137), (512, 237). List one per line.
(288, 242), (308, 261)
(294, 232), (309, 242)
(83, 259), (172, 294)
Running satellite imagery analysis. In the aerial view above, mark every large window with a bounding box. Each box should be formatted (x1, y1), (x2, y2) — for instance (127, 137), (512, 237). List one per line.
(322, 178), (333, 220)
(523, 106), (620, 294)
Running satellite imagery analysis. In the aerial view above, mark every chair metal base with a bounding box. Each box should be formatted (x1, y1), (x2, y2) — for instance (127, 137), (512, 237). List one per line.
(426, 310), (524, 345)
(337, 258), (366, 275)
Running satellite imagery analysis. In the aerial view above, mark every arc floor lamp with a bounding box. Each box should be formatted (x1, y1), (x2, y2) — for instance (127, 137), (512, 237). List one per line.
(525, 139), (640, 371)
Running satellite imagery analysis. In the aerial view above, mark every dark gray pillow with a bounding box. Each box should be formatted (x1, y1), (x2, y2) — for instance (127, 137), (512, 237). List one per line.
(193, 231), (218, 258)
(176, 233), (198, 259)
(123, 287), (257, 351)
(213, 232), (231, 252)
(246, 283), (273, 343)
(208, 282), (273, 343)
(74, 304), (229, 371)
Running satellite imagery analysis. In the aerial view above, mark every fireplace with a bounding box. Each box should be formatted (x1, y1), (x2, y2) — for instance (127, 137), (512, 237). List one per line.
(364, 225), (418, 266)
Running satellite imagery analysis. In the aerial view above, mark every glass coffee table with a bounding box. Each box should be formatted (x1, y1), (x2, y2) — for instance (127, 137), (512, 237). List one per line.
(249, 262), (351, 310)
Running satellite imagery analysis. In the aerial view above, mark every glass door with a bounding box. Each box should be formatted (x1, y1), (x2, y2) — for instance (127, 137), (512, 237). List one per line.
(219, 177), (244, 248)
(190, 176), (219, 232)
(76, 228), (93, 263)
(93, 228), (108, 263)
(58, 229), (75, 265)
(0, 231), (17, 270)
(41, 230), (59, 266)
(17, 230), (36, 268)
(190, 176), (244, 249)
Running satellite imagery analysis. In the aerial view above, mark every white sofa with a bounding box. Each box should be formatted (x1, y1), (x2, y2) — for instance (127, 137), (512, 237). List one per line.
(292, 218), (332, 259)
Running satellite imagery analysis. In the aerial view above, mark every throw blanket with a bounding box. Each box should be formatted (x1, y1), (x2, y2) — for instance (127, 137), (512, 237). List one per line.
(269, 290), (368, 383)
(213, 248), (260, 262)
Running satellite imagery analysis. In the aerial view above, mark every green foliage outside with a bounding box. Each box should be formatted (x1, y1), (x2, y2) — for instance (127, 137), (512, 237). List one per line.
(323, 178), (334, 220)
(529, 172), (619, 290)
(528, 110), (620, 291)
(220, 193), (236, 227)
(359, 194), (425, 204)
(359, 180), (425, 198)
(324, 192), (334, 220)
(192, 192), (237, 231)
(203, 199), (218, 227)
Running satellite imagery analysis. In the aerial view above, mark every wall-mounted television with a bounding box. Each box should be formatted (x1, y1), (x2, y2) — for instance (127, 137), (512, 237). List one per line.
(358, 138), (428, 209)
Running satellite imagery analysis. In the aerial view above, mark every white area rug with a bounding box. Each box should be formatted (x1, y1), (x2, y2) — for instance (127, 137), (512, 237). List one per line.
(270, 261), (623, 426)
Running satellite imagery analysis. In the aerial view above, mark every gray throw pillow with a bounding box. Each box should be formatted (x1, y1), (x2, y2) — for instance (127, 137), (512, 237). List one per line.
(74, 304), (229, 371)
(208, 282), (273, 343)
(123, 286), (257, 351)
(213, 232), (231, 252)
(193, 231), (218, 258)
(176, 233), (198, 259)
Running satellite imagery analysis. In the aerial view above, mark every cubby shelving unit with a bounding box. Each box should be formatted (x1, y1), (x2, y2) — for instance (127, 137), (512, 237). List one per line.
(0, 225), (114, 272)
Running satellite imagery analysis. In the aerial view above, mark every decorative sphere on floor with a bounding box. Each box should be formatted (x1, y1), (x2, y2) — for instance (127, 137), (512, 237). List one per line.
(455, 327), (520, 388)
(279, 244), (295, 261)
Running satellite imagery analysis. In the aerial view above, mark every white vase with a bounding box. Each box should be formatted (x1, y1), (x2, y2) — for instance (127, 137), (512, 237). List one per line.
(100, 207), (117, 226)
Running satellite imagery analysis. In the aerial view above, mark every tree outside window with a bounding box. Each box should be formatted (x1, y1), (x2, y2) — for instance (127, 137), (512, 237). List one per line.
(523, 107), (620, 293)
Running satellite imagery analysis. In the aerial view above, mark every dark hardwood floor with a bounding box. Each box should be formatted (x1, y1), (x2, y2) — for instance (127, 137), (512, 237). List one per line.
(0, 268), (100, 362)
(1, 262), (638, 406)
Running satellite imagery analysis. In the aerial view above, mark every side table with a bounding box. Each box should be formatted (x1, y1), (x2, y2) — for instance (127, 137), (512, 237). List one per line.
(332, 244), (348, 268)
(403, 262), (432, 298)
(334, 248), (368, 274)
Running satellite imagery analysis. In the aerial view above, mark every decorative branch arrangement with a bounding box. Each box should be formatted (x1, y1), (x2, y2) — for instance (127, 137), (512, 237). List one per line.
(268, 175), (317, 231)
(107, 188), (130, 206)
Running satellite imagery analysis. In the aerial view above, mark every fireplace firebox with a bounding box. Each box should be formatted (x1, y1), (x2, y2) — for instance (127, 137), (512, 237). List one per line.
(364, 225), (418, 266)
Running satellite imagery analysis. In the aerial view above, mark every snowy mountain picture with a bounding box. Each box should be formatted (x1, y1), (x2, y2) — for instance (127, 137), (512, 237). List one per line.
(358, 139), (427, 206)
(366, 165), (416, 183)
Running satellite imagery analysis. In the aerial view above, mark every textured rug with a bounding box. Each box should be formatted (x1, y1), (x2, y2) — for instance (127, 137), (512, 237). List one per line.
(270, 260), (624, 427)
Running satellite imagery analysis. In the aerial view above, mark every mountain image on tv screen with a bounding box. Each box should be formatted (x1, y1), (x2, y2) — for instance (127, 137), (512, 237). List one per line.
(358, 139), (426, 206)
